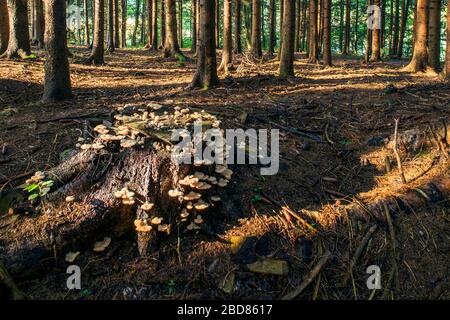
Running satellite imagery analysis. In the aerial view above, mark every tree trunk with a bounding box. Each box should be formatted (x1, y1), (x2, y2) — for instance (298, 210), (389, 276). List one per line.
(353, 0), (359, 53)
(277, 0), (284, 59)
(151, 0), (158, 48)
(132, 0), (141, 46)
(342, 0), (350, 55)
(339, 0), (343, 52)
(396, 0), (409, 57)
(107, 0), (115, 51)
(392, 0), (400, 55)
(84, 0), (91, 46)
(191, 0), (196, 51)
(322, 0), (331, 66)
(178, 0), (182, 47)
(121, 0), (127, 47)
(301, 0), (307, 51)
(114, 0), (120, 46)
(427, 0), (440, 71)
(160, 0), (166, 49)
(295, 0), (301, 52)
(42, 0), (72, 102)
(164, 0), (185, 59)
(370, 0), (381, 61)
(251, 0), (261, 58)
(189, 0), (219, 89)
(1, 0), (31, 59)
(215, 0), (219, 48)
(444, 0), (450, 79)
(365, 0), (372, 62)
(34, 0), (44, 48)
(234, 0), (241, 53)
(404, 0), (428, 72)
(388, 0), (393, 53)
(145, 0), (153, 48)
(268, 0), (275, 54)
(85, 0), (105, 64)
(279, 0), (295, 77)
(141, 0), (146, 44)
(219, 0), (232, 73)
(380, 0), (385, 48)
(0, 0), (9, 55)
(308, 0), (318, 63)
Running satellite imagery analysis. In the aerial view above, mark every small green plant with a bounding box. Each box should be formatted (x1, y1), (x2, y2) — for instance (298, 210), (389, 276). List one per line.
(21, 171), (54, 200)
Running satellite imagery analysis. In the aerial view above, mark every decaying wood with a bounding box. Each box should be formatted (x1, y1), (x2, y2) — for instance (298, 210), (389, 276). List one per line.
(0, 261), (27, 300)
(281, 250), (332, 300)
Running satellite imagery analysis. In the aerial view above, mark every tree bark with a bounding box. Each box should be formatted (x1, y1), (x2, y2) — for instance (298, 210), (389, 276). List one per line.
(219, 0), (232, 73)
(268, 0), (275, 54)
(392, 0), (400, 55)
(444, 0), (450, 79)
(191, 0), (196, 51)
(151, 0), (158, 48)
(308, 0), (319, 63)
(251, 0), (261, 58)
(178, 0), (182, 47)
(84, 0), (90, 46)
(234, 0), (241, 53)
(365, 0), (372, 62)
(34, 0), (44, 48)
(85, 0), (105, 64)
(295, 0), (301, 52)
(43, 0), (72, 102)
(279, 0), (295, 77)
(189, 0), (219, 89)
(215, 0), (219, 48)
(277, 0), (283, 59)
(353, 0), (359, 53)
(114, 0), (120, 46)
(132, 0), (141, 46)
(145, 0), (153, 48)
(107, 0), (115, 51)
(1, 0), (31, 59)
(339, 0), (343, 52)
(323, 0), (331, 66)
(164, 0), (185, 59)
(0, 0), (9, 55)
(342, 0), (350, 55)
(396, 0), (410, 57)
(160, 0), (166, 49)
(301, 0), (307, 51)
(370, 0), (381, 61)
(427, 0), (440, 71)
(121, 0), (127, 47)
(404, 0), (428, 72)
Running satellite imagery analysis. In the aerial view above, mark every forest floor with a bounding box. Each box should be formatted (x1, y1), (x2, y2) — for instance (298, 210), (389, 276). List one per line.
(0, 46), (449, 300)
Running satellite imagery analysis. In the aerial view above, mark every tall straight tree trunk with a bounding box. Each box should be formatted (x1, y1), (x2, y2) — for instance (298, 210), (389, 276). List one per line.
(392, 0), (400, 55)
(234, 0), (242, 53)
(317, 0), (323, 53)
(251, 0), (262, 58)
(85, 0), (105, 64)
(189, 0), (219, 89)
(141, 0), (146, 44)
(404, 0), (428, 72)
(43, 0), (72, 102)
(114, 0), (120, 46)
(365, 0), (372, 62)
(396, 0), (410, 57)
(191, 0), (196, 51)
(380, 0), (385, 48)
(443, 0), (450, 79)
(84, 0), (90, 46)
(343, 0), (350, 54)
(121, 0), (127, 47)
(107, 0), (115, 51)
(295, 0), (301, 52)
(277, 0), (284, 58)
(1, 0), (31, 58)
(160, 0), (166, 48)
(215, 0), (219, 48)
(370, 0), (381, 61)
(219, 0), (232, 72)
(0, 0), (9, 55)
(145, 0), (153, 49)
(164, 0), (185, 58)
(178, 0), (182, 47)
(34, 0), (44, 48)
(323, 0), (331, 66)
(388, 0), (393, 53)
(308, 0), (319, 62)
(151, 0), (158, 48)
(279, 0), (295, 77)
(268, 0), (275, 54)
(301, 0), (307, 51)
(339, 0), (344, 52)
(427, 0), (440, 71)
(354, 0), (359, 53)
(132, 0), (141, 46)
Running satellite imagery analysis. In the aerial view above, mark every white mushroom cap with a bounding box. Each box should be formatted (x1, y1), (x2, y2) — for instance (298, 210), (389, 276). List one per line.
(211, 196), (221, 202)
(180, 208), (189, 218)
(194, 215), (204, 224)
(186, 202), (193, 210)
(194, 172), (206, 180)
(134, 219), (152, 232)
(120, 139), (137, 148)
(158, 224), (170, 233)
(168, 189), (184, 197)
(196, 182), (212, 190)
(194, 200), (210, 210)
(65, 195), (75, 203)
(141, 202), (154, 211)
(184, 191), (202, 201)
(215, 165), (226, 174)
(151, 217), (163, 225)
(80, 144), (92, 150)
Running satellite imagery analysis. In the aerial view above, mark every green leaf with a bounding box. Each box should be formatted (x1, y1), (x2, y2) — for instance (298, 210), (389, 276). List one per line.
(40, 187), (51, 196)
(41, 180), (54, 187)
(28, 193), (39, 200)
(24, 184), (39, 192)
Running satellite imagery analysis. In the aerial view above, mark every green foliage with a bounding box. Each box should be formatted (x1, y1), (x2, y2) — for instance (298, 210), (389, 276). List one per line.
(21, 179), (54, 201)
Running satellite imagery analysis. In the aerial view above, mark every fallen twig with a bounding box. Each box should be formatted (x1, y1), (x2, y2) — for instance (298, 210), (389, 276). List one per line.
(281, 250), (332, 300)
